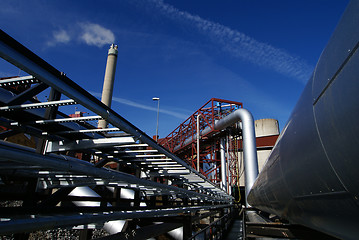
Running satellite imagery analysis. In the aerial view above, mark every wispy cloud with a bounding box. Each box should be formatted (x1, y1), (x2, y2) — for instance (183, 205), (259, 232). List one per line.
(47, 29), (71, 46)
(90, 92), (189, 119)
(142, 0), (312, 83)
(47, 22), (115, 48)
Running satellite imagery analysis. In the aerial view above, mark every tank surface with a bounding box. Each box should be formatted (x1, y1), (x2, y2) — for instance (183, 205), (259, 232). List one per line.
(248, 1), (359, 239)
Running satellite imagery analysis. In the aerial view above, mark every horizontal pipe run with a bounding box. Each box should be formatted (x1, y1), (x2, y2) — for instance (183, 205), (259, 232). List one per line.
(0, 140), (231, 202)
(0, 204), (232, 235)
(69, 187), (126, 234)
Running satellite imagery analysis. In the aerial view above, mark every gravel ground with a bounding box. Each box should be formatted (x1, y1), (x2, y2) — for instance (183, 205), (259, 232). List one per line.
(0, 201), (108, 239)
(0, 229), (108, 240)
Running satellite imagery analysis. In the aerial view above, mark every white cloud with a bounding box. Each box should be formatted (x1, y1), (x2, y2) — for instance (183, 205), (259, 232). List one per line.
(47, 29), (71, 46)
(79, 22), (115, 47)
(47, 23), (115, 48)
(54, 29), (71, 43)
(145, 0), (312, 83)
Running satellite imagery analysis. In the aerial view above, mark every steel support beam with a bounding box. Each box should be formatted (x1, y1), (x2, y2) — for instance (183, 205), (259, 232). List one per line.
(0, 29), (225, 196)
(0, 30), (234, 239)
(46, 136), (136, 152)
(6, 82), (48, 105)
(0, 75), (39, 87)
(0, 99), (76, 111)
(0, 205), (231, 235)
(11, 115), (102, 126)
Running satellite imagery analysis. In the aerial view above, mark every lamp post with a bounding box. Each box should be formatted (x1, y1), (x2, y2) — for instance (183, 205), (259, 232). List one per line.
(152, 97), (160, 142)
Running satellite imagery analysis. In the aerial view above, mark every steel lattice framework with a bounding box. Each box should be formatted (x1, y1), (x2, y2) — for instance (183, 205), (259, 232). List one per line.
(0, 30), (234, 239)
(159, 98), (243, 187)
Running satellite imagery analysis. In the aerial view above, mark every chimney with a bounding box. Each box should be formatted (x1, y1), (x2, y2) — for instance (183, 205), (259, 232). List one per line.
(98, 44), (118, 129)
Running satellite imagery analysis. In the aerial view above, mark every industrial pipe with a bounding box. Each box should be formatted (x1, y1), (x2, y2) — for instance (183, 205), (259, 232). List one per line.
(69, 187), (126, 234)
(213, 109), (259, 203)
(177, 108), (258, 203)
(220, 138), (227, 192)
(196, 114), (202, 171)
(248, 1), (359, 239)
(0, 140), (226, 202)
(226, 136), (231, 195)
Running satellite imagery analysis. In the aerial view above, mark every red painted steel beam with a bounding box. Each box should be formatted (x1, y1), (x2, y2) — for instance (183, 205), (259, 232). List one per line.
(160, 99), (242, 154)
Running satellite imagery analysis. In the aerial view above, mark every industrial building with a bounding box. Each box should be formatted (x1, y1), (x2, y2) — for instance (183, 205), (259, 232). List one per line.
(0, 0), (358, 239)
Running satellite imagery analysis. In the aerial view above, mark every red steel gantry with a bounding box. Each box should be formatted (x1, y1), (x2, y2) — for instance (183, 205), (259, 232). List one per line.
(160, 98), (243, 187)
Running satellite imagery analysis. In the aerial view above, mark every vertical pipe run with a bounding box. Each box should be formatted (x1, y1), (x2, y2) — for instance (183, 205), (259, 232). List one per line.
(226, 135), (231, 195)
(154, 98), (160, 142)
(190, 108), (258, 204)
(211, 109), (258, 206)
(238, 110), (258, 205)
(220, 138), (227, 192)
(98, 44), (118, 129)
(196, 114), (202, 171)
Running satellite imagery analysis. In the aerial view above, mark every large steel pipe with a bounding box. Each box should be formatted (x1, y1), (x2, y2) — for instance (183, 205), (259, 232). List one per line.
(248, 1), (359, 239)
(220, 138), (227, 191)
(214, 109), (258, 203)
(179, 108), (258, 203)
(69, 187), (126, 234)
(0, 140), (225, 202)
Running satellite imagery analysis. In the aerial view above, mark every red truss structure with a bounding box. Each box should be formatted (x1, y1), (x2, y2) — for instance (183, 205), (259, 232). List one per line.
(160, 98), (243, 186)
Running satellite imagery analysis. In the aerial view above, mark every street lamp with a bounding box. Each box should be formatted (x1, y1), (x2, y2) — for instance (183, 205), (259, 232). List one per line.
(152, 97), (160, 142)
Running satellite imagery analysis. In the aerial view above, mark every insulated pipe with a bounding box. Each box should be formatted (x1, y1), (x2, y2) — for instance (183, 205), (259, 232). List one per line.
(176, 108), (258, 204)
(107, 187), (184, 239)
(248, 2), (359, 238)
(196, 114), (202, 171)
(153, 97), (160, 142)
(226, 136), (231, 195)
(216, 109), (259, 203)
(98, 44), (118, 129)
(220, 138), (227, 192)
(0, 140), (226, 202)
(167, 227), (183, 240)
(69, 187), (126, 234)
(108, 186), (184, 240)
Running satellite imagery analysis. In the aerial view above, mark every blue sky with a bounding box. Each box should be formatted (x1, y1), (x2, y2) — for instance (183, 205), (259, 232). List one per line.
(1, 0), (349, 138)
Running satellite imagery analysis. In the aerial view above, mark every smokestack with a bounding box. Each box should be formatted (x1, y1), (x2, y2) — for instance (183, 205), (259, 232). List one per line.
(98, 44), (118, 129)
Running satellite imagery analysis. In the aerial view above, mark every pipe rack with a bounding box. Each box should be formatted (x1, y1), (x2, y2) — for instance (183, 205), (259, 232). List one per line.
(0, 29), (234, 238)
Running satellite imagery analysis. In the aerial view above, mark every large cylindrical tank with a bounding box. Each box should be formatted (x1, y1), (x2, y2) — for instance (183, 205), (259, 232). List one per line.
(248, 1), (359, 239)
